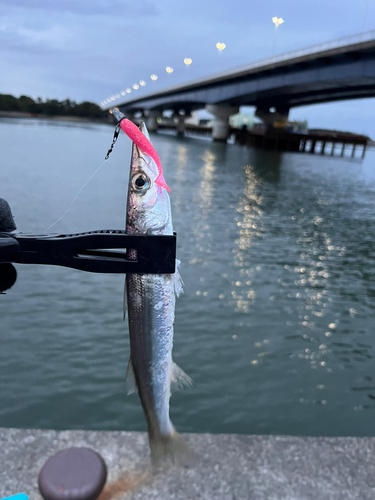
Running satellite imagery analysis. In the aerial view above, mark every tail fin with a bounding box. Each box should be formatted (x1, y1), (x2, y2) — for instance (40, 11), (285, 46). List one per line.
(149, 430), (192, 471)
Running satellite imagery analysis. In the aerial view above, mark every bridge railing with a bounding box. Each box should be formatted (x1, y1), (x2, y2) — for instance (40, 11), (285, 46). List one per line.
(107, 30), (375, 108)
(216, 30), (375, 77)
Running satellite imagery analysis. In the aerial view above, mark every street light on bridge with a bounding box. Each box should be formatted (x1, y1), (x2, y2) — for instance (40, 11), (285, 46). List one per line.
(272, 17), (284, 54)
(272, 17), (284, 28)
(150, 74), (158, 81)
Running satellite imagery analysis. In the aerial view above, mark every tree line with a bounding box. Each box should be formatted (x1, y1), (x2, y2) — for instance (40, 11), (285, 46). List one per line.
(0, 94), (107, 120)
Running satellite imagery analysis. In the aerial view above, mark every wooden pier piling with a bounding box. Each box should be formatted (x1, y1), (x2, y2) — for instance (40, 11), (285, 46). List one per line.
(233, 128), (368, 159)
(156, 122), (369, 159)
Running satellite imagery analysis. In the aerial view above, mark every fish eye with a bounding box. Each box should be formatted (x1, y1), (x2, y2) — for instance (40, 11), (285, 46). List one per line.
(135, 176), (146, 188)
(132, 172), (150, 192)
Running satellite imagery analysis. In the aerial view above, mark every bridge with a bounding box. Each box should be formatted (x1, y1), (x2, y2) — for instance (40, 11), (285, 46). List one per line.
(108, 31), (375, 142)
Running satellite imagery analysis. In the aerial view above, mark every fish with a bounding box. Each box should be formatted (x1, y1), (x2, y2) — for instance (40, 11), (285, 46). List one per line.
(112, 109), (192, 468)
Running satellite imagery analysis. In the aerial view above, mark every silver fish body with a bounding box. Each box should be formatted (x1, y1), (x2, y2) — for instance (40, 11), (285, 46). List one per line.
(123, 120), (191, 466)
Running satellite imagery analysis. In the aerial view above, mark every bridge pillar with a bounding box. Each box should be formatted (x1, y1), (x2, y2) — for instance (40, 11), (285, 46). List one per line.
(206, 104), (239, 142)
(145, 110), (160, 132)
(255, 106), (290, 128)
(173, 112), (189, 136)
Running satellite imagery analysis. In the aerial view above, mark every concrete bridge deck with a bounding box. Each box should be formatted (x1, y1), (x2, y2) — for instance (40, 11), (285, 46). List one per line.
(106, 31), (375, 142)
(1, 427), (375, 500)
(112, 30), (375, 115)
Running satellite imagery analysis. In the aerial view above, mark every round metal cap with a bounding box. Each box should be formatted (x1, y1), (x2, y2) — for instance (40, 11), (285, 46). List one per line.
(38, 447), (107, 500)
(0, 263), (17, 293)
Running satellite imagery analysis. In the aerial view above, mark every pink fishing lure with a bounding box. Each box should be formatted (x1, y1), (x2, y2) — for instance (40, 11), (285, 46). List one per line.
(119, 118), (171, 192)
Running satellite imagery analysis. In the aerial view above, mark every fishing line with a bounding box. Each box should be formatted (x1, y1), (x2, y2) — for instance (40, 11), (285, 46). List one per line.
(44, 124), (121, 233)
(44, 158), (107, 233)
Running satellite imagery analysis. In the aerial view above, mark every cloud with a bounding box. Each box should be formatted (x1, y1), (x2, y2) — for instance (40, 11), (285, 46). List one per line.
(0, 0), (159, 17)
(0, 0), (373, 137)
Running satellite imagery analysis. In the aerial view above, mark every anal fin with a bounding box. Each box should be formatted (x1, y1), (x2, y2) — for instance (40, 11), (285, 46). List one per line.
(174, 259), (184, 297)
(125, 358), (137, 395)
(170, 362), (192, 393)
(123, 280), (127, 321)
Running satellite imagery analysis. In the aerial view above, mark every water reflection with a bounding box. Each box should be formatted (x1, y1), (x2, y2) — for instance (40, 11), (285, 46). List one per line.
(173, 144), (188, 214)
(251, 151), (282, 184)
(198, 150), (216, 215)
(231, 164), (263, 314)
(289, 188), (375, 381)
(189, 150), (217, 265)
(289, 218), (338, 374)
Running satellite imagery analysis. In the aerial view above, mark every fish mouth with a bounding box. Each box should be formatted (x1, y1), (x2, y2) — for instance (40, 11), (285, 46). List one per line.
(111, 107), (125, 123)
(111, 108), (150, 142)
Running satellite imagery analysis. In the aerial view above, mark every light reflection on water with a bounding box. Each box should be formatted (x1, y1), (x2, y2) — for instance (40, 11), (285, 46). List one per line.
(232, 163), (263, 314)
(198, 150), (216, 216)
(1, 118), (375, 436)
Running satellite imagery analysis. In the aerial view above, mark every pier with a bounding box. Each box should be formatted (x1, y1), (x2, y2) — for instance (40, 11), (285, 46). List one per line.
(156, 122), (368, 159)
(233, 128), (368, 158)
(2, 428), (375, 500)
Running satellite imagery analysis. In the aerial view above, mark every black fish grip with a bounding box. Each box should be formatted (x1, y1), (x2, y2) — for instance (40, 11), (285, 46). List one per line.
(0, 198), (176, 292)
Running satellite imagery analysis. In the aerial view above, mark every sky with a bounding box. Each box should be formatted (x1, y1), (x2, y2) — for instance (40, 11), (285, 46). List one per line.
(1, 0), (375, 137)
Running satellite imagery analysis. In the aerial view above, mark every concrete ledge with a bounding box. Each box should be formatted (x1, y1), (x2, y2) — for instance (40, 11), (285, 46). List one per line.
(1, 428), (375, 499)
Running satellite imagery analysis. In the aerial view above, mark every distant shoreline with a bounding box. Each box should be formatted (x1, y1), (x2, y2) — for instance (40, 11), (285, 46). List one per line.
(0, 110), (110, 124)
